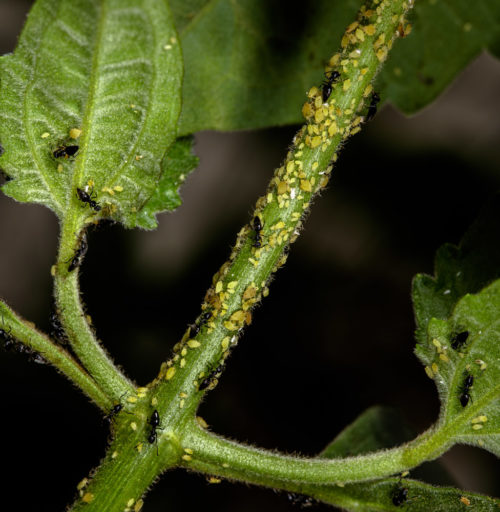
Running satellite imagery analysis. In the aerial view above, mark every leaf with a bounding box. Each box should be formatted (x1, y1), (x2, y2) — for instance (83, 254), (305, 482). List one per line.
(413, 194), (500, 346)
(171, 0), (500, 135)
(377, 0), (500, 115)
(311, 478), (500, 512)
(132, 136), (199, 229)
(320, 406), (415, 459)
(418, 280), (500, 456)
(173, 0), (362, 134)
(0, 0), (183, 229)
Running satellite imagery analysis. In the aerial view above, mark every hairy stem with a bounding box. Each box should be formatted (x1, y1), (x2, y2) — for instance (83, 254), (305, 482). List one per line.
(54, 214), (134, 402)
(181, 420), (452, 489)
(0, 301), (111, 410)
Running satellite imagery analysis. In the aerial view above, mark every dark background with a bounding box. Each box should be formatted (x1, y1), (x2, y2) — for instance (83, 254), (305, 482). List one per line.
(0, 2), (499, 511)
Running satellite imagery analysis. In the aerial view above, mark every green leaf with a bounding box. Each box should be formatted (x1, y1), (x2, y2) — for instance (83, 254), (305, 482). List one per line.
(0, 0), (183, 229)
(418, 280), (500, 456)
(320, 406), (415, 459)
(312, 478), (500, 512)
(132, 136), (199, 229)
(377, 0), (500, 115)
(172, 0), (500, 134)
(173, 0), (362, 134)
(413, 194), (500, 346)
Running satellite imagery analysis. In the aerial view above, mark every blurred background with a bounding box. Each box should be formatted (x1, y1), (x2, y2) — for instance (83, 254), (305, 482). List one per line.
(0, 1), (499, 511)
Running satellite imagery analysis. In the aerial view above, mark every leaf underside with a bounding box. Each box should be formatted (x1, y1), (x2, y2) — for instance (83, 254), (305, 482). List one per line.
(412, 197), (500, 456)
(170, 0), (500, 134)
(0, 0), (186, 229)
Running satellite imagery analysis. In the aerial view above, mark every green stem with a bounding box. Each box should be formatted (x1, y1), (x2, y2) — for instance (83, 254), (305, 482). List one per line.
(54, 214), (134, 402)
(151, 0), (414, 430)
(0, 301), (111, 410)
(181, 419), (451, 488)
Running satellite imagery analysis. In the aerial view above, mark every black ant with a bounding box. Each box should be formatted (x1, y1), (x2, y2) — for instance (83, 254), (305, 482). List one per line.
(68, 233), (88, 272)
(198, 362), (225, 391)
(0, 318), (15, 351)
(147, 409), (162, 454)
(451, 330), (469, 350)
(188, 312), (212, 339)
(287, 492), (315, 508)
(49, 309), (68, 344)
(459, 374), (474, 407)
(366, 92), (380, 122)
(392, 485), (409, 506)
(321, 70), (341, 102)
(1, 320), (46, 364)
(53, 145), (79, 159)
(77, 186), (101, 212)
(253, 215), (263, 248)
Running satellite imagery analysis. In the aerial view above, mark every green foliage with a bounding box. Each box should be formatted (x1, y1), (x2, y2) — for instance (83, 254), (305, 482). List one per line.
(172, 0), (500, 134)
(0, 0), (187, 229)
(413, 200), (500, 457)
(378, 0), (500, 114)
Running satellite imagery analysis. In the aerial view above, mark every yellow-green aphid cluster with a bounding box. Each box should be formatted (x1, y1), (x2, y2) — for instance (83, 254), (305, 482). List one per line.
(424, 337), (452, 379)
(470, 415), (488, 430)
(301, 0), (410, 152)
(123, 497), (144, 512)
(153, 0), (413, 407)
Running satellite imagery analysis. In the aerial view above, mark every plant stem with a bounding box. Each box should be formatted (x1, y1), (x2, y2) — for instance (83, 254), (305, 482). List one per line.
(54, 214), (134, 402)
(181, 420), (453, 488)
(0, 301), (111, 410)
(151, 0), (414, 429)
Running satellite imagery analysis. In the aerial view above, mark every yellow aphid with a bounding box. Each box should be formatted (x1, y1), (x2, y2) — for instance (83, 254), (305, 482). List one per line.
(343, 79), (351, 91)
(431, 363), (438, 374)
(165, 367), (176, 380)
(460, 497), (471, 506)
(346, 21), (359, 33)
(308, 86), (319, 98)
(230, 310), (246, 323)
(277, 181), (288, 195)
(197, 416), (208, 428)
(41, 132), (50, 139)
(302, 102), (313, 119)
(69, 128), (82, 139)
(328, 122), (338, 136)
(355, 28), (365, 41)
(82, 493), (94, 503)
(127, 499), (135, 507)
(439, 353), (449, 363)
(310, 136), (322, 148)
(432, 339), (441, 349)
(77, 478), (88, 490)
(134, 499), (144, 511)
(300, 179), (312, 192)
(188, 340), (201, 348)
(377, 47), (388, 61)
(363, 24), (376, 35)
